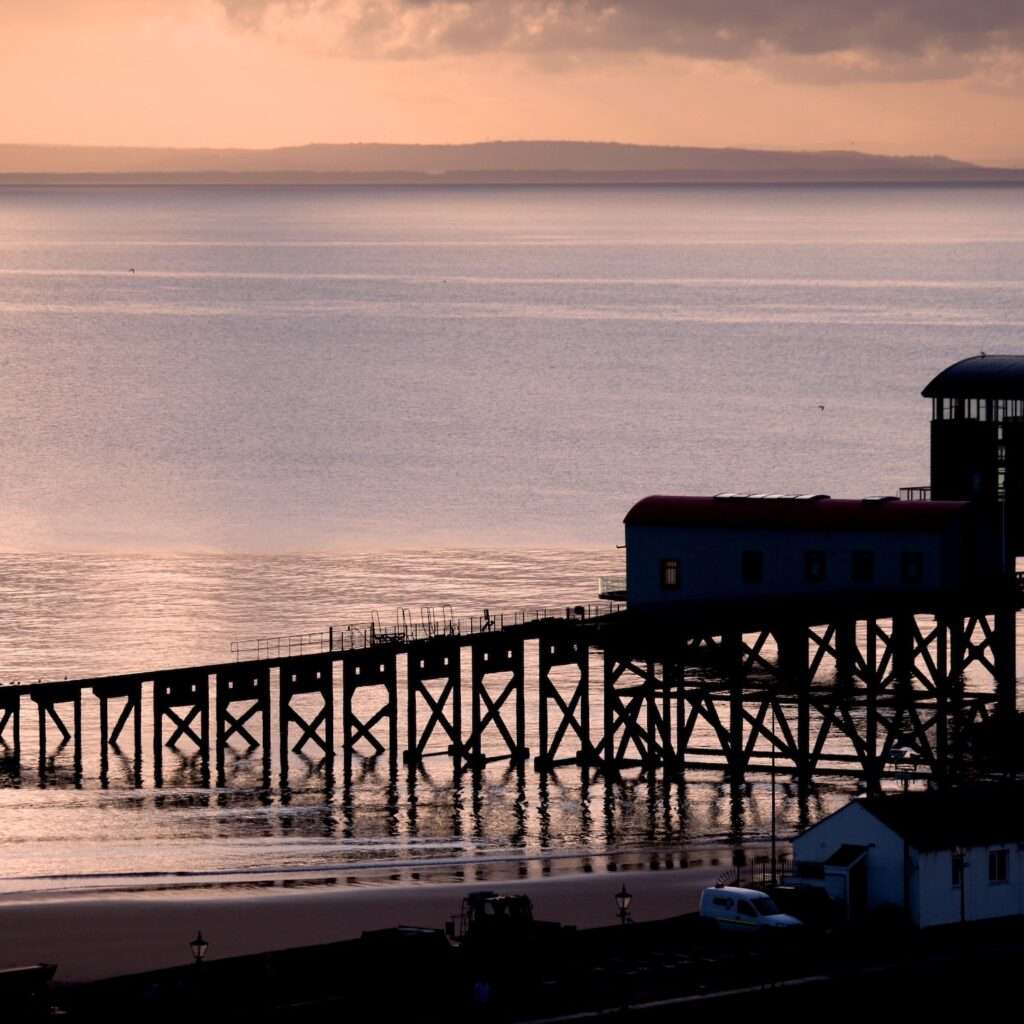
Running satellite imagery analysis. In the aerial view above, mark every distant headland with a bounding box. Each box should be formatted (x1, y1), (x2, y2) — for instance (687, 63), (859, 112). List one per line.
(1, 141), (1022, 185)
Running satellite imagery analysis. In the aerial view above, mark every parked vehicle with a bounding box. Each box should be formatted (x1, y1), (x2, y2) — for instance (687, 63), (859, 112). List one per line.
(699, 885), (803, 931)
(446, 891), (575, 951)
(769, 884), (842, 931)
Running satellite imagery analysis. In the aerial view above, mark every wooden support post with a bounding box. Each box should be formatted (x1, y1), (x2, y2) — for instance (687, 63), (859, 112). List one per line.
(466, 635), (528, 768)
(534, 630), (590, 771)
(278, 657), (335, 773)
(948, 614), (966, 767)
(602, 649), (617, 776)
(342, 650), (398, 763)
(933, 613), (950, 784)
(38, 700), (46, 766)
(153, 674), (210, 787)
(994, 605), (1017, 722)
(864, 619), (881, 794)
(404, 640), (462, 767)
(0, 690), (20, 763)
(99, 695), (108, 777)
(93, 680), (144, 783)
(890, 612), (911, 683)
(215, 665), (271, 782)
(30, 683), (81, 776)
(672, 655), (686, 775)
(991, 605), (1017, 775)
(645, 659), (659, 772)
(725, 631), (745, 784)
(835, 618), (856, 690)
(778, 624), (809, 786)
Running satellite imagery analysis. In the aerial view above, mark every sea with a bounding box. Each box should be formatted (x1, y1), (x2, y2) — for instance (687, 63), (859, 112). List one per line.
(0, 182), (1022, 901)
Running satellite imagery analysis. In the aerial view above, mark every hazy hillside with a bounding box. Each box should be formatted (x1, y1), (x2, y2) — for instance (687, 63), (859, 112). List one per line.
(0, 141), (1017, 183)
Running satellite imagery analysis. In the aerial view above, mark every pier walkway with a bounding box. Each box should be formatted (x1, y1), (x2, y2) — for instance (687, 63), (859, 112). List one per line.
(0, 588), (1016, 793)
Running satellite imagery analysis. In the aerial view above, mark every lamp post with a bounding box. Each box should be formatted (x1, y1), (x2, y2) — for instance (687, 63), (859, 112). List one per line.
(190, 930), (209, 967)
(953, 847), (967, 925)
(770, 701), (777, 887)
(615, 884), (632, 926)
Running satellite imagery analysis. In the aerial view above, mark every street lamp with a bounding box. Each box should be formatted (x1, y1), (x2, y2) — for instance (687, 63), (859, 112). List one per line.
(615, 884), (632, 926)
(770, 701), (777, 886)
(953, 847), (968, 925)
(190, 930), (209, 965)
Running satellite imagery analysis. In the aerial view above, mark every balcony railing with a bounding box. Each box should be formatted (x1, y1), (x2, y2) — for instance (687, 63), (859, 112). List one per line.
(598, 575), (627, 600)
(899, 486), (932, 501)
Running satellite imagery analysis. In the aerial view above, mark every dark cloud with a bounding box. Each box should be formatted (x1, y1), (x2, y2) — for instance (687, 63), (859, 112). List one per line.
(222, 0), (1024, 67)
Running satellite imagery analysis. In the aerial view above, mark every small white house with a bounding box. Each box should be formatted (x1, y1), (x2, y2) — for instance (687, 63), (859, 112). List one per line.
(791, 787), (1024, 928)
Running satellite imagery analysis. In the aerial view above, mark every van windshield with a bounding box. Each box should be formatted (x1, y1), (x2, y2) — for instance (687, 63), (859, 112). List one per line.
(751, 897), (780, 916)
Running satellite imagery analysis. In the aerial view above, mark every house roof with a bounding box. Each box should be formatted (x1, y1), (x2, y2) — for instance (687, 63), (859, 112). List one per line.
(825, 844), (869, 867)
(922, 355), (1024, 399)
(623, 495), (969, 532)
(840, 787), (1024, 851)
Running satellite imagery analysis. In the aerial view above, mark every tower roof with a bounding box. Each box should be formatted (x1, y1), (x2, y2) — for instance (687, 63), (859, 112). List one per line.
(922, 355), (1024, 399)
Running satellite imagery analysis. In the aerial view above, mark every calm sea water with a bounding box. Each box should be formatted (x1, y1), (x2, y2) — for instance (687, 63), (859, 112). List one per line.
(0, 184), (1022, 899)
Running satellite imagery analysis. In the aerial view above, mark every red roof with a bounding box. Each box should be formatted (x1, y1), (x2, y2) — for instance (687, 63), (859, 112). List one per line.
(624, 495), (970, 532)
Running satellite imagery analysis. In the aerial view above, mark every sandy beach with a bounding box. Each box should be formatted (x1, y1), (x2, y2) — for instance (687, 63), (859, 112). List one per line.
(0, 863), (728, 983)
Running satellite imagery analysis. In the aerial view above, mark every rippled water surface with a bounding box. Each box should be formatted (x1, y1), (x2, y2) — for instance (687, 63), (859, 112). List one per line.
(1, 184), (1022, 895)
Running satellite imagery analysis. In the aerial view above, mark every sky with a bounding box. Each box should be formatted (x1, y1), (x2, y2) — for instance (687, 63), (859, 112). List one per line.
(2, 1), (1024, 165)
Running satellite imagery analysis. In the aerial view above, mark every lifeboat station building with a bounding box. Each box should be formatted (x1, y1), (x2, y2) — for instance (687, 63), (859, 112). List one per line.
(622, 494), (1001, 610)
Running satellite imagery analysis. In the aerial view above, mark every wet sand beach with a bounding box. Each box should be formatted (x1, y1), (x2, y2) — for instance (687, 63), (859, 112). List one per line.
(0, 863), (727, 982)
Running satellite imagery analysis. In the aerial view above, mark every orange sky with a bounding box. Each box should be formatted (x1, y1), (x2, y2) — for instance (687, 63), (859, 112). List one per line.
(2, 0), (1023, 165)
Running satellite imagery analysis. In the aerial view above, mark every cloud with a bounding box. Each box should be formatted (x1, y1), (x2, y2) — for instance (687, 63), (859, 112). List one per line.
(216, 0), (1024, 81)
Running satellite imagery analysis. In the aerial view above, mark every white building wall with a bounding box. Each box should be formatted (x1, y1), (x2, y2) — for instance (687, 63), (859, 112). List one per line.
(792, 803), (907, 914)
(916, 846), (1024, 928)
(626, 524), (956, 607)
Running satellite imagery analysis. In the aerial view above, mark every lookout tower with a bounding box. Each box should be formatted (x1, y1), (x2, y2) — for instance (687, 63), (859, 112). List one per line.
(921, 354), (1024, 555)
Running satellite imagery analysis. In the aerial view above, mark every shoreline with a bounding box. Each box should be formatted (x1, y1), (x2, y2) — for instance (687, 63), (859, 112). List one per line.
(0, 858), (740, 982)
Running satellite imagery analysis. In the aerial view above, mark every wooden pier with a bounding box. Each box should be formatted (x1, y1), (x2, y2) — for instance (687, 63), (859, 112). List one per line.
(0, 591), (1017, 793)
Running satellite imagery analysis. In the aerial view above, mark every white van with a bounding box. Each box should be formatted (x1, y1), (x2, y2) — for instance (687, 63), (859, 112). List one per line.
(699, 885), (802, 931)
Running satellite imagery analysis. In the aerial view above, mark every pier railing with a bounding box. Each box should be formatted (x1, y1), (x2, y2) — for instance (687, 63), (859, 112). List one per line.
(229, 601), (626, 662)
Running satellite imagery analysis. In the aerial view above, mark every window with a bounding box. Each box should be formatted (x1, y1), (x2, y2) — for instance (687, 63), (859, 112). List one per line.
(852, 551), (874, 584)
(660, 559), (679, 590)
(737, 900), (756, 917)
(901, 552), (924, 584)
(805, 551), (827, 584)
(989, 849), (1008, 884)
(741, 550), (763, 584)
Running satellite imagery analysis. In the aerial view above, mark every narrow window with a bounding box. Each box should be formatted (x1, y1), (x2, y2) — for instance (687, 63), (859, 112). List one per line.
(660, 559), (679, 590)
(901, 552), (924, 584)
(805, 551), (827, 584)
(989, 849), (1008, 884)
(741, 550), (763, 584)
(852, 551), (874, 584)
